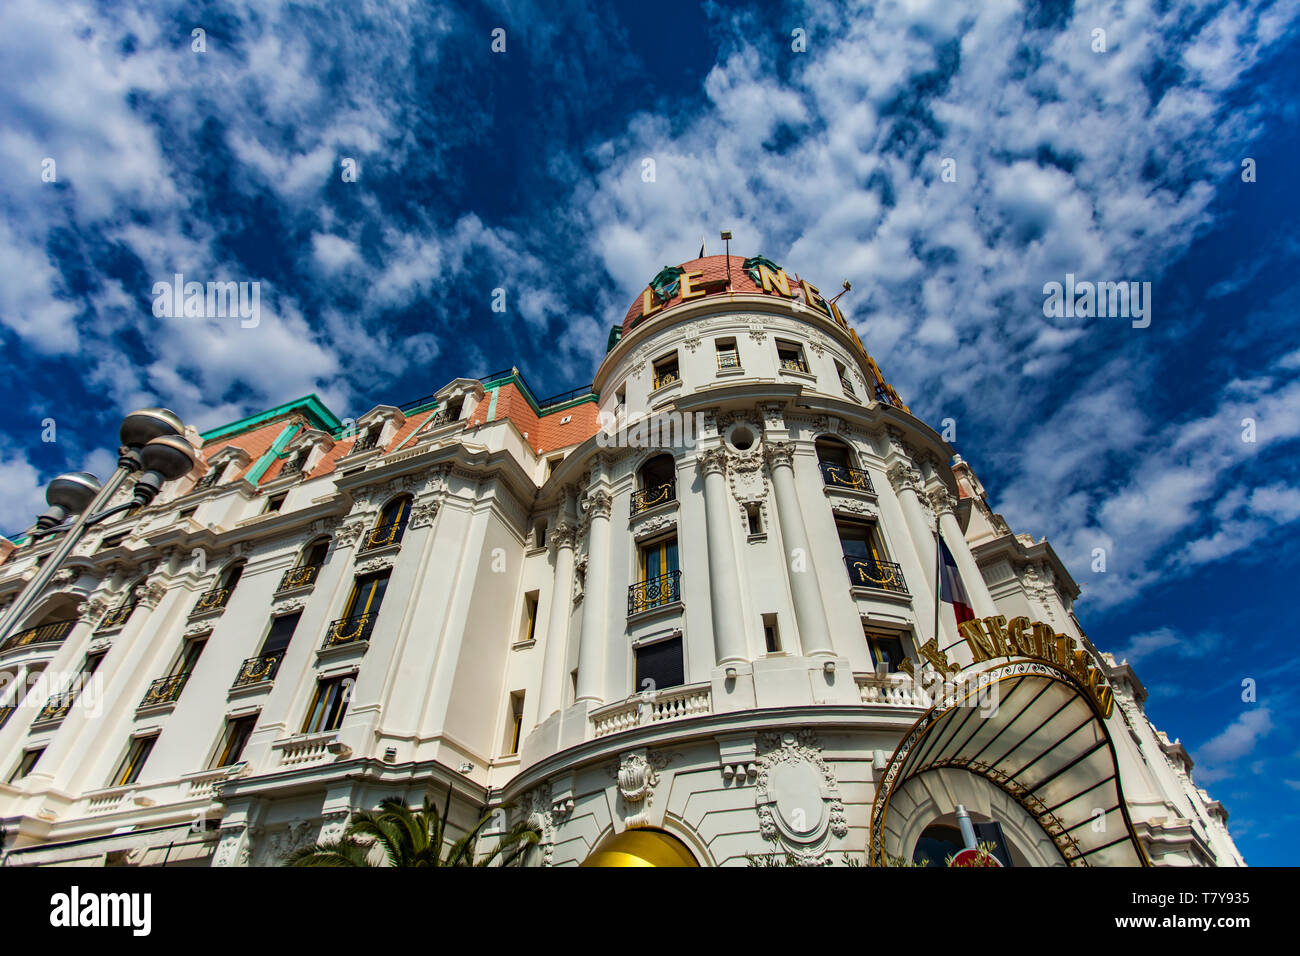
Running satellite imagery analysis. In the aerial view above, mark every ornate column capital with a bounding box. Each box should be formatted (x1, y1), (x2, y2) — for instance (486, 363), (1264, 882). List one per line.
(697, 447), (728, 477)
(583, 489), (612, 520)
(927, 488), (959, 517)
(762, 440), (797, 471)
(887, 461), (924, 497)
(551, 522), (577, 550)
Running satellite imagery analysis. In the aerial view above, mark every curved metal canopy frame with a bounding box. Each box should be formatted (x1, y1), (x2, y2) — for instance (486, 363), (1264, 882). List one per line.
(580, 827), (700, 868)
(871, 658), (1149, 867)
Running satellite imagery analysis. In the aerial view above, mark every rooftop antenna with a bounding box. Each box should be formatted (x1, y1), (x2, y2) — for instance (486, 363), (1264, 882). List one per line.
(829, 279), (852, 305)
(721, 230), (732, 289)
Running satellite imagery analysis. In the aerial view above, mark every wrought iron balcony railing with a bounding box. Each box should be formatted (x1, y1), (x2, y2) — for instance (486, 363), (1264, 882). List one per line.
(628, 570), (683, 615)
(842, 555), (909, 594)
(232, 651), (285, 687)
(350, 431), (379, 453)
(630, 480), (676, 516)
(359, 520), (405, 552)
(277, 564), (321, 593)
(840, 375), (856, 396)
(0, 704), (14, 730)
(780, 356), (809, 373)
(652, 369), (679, 390)
(36, 691), (77, 723)
(717, 351), (741, 370)
(819, 461), (876, 494)
(2, 618), (76, 652)
(95, 602), (138, 632)
(322, 613), (376, 650)
(194, 470), (221, 492)
(191, 587), (230, 616)
(140, 672), (191, 709)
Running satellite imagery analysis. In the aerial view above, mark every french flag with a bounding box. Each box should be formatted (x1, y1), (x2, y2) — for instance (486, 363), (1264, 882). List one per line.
(938, 535), (975, 625)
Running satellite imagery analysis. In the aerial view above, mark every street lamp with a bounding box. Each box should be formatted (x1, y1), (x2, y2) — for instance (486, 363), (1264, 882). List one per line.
(0, 408), (198, 645)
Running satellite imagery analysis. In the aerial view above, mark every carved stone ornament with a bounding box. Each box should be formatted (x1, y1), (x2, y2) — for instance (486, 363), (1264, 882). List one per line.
(754, 730), (848, 865)
(51, 568), (77, 586)
(630, 512), (676, 540)
(551, 522), (577, 551)
(77, 596), (109, 626)
(827, 497), (879, 520)
(762, 440), (796, 471)
(696, 447), (728, 477)
(927, 488), (958, 517)
(887, 461), (924, 497)
(335, 521), (367, 547)
(212, 825), (249, 868)
(184, 621), (215, 638)
(318, 810), (350, 846)
(522, 783), (563, 867)
(682, 322), (704, 353)
(408, 500), (439, 529)
(253, 818), (319, 867)
(583, 489), (613, 521)
(137, 579), (169, 609)
(355, 555), (395, 576)
(761, 403), (786, 432)
(271, 596), (307, 617)
(611, 749), (675, 829)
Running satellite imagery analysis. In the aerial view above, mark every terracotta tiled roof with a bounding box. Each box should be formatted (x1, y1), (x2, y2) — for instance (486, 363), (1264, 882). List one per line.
(200, 417), (300, 483)
(472, 383), (600, 454)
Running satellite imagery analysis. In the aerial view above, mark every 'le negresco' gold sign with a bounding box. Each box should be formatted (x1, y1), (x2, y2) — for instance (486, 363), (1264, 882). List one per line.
(957, 616), (1115, 718)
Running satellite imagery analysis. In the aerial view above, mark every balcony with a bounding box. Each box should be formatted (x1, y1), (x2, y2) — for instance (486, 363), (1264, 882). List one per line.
(819, 461), (876, 494)
(842, 556), (909, 595)
(628, 570), (683, 615)
(855, 672), (927, 710)
(1, 618), (75, 653)
(839, 375), (857, 397)
(358, 520), (405, 553)
(140, 672), (191, 709)
(96, 602), (137, 633)
(36, 691), (77, 723)
(276, 564), (321, 593)
(322, 613), (376, 651)
(591, 682), (712, 739)
(651, 368), (679, 390)
(232, 651), (285, 688)
(350, 431), (379, 453)
(190, 588), (230, 618)
(716, 351), (741, 371)
(630, 480), (676, 516)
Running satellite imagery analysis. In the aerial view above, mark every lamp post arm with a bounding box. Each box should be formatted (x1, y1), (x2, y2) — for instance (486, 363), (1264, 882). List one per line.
(0, 463), (135, 645)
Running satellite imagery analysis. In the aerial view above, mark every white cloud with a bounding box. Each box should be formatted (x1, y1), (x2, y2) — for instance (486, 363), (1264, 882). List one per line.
(1194, 707), (1274, 783)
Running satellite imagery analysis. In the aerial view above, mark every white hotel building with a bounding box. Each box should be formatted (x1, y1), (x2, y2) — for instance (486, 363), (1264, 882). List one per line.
(0, 255), (1244, 867)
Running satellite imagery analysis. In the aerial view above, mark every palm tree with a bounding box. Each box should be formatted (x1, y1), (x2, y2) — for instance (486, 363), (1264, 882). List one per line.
(285, 789), (539, 867)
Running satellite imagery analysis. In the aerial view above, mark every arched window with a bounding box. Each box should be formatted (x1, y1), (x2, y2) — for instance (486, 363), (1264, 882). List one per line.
(219, 561), (245, 593)
(815, 437), (873, 492)
(302, 536), (330, 568)
(195, 561), (243, 615)
(363, 495), (412, 551)
(280, 537), (330, 592)
(632, 454), (676, 515)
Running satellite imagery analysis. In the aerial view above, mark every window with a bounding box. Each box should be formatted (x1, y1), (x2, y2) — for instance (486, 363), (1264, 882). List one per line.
(170, 638), (207, 677)
(615, 384), (626, 416)
(633, 454), (676, 514)
(98, 532), (129, 552)
(715, 338), (740, 371)
(211, 714), (257, 768)
(631, 536), (680, 612)
(652, 353), (679, 390)
(762, 614), (781, 654)
(302, 536), (330, 568)
(635, 636), (684, 692)
(302, 675), (353, 734)
(520, 592), (539, 645)
(366, 495), (411, 549)
(835, 359), (856, 396)
(533, 518), (548, 548)
(259, 612), (302, 657)
(445, 397), (464, 421)
(220, 561), (246, 593)
(866, 630), (909, 673)
(8, 748), (44, 783)
(746, 503), (764, 536)
(265, 493), (287, 513)
(178, 506), (198, 521)
(816, 436), (871, 491)
(343, 572), (390, 621)
(504, 692), (525, 755)
(112, 735), (157, 787)
(776, 340), (808, 374)
(838, 518), (906, 592)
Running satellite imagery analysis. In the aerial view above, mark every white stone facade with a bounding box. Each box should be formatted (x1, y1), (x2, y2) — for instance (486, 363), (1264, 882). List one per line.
(0, 268), (1243, 867)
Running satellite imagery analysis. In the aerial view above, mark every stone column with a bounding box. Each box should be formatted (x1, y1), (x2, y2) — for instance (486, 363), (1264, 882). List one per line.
(764, 441), (834, 657)
(538, 518), (577, 719)
(574, 489), (612, 705)
(929, 488), (998, 618)
(698, 448), (748, 665)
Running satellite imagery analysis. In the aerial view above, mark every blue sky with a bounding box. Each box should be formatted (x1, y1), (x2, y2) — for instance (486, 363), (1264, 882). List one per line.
(2, 0), (1298, 863)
